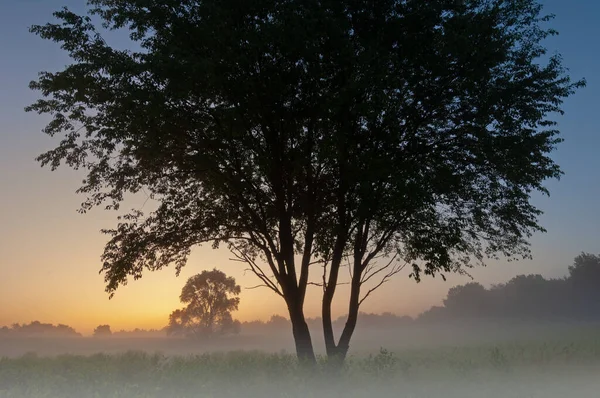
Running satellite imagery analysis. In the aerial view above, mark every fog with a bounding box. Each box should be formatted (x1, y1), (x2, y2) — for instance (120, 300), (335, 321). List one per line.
(1, 319), (598, 357)
(2, 320), (600, 397)
(4, 255), (600, 397)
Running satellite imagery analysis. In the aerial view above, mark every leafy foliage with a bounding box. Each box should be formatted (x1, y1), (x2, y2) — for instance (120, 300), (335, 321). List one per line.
(27, 0), (584, 361)
(166, 269), (241, 338)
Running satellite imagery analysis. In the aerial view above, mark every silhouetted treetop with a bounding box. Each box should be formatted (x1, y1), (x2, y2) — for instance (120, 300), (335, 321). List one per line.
(0, 321), (81, 337)
(93, 324), (112, 337)
(166, 269), (241, 338)
(568, 252), (600, 288)
(28, 0), (583, 364)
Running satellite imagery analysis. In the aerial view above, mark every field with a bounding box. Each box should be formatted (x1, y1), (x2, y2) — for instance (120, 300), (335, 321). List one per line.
(2, 329), (600, 398)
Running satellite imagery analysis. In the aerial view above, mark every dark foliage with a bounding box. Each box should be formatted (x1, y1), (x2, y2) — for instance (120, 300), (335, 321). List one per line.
(27, 0), (583, 363)
(93, 324), (113, 337)
(166, 269), (241, 339)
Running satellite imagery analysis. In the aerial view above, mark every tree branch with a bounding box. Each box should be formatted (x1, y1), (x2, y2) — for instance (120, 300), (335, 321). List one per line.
(229, 243), (283, 297)
(359, 259), (408, 306)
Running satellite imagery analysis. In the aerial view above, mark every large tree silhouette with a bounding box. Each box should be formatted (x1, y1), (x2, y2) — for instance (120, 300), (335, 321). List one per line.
(166, 269), (241, 338)
(27, 0), (583, 365)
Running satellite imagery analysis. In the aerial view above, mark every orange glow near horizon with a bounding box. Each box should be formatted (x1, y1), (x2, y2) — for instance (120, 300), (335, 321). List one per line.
(0, 199), (579, 338)
(0, 164), (464, 337)
(0, 136), (577, 337)
(0, 228), (550, 337)
(0, 207), (457, 337)
(0, 161), (573, 337)
(0, 167), (572, 337)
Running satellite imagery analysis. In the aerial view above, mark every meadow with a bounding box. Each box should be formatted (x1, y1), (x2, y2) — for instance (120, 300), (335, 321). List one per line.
(2, 329), (600, 398)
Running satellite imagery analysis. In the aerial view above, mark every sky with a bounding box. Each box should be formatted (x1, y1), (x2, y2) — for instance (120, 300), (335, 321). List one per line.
(0, 0), (599, 335)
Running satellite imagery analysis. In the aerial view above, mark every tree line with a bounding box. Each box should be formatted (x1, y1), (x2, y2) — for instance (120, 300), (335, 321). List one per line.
(419, 252), (600, 323)
(241, 313), (414, 336)
(0, 312), (414, 338)
(0, 321), (81, 337)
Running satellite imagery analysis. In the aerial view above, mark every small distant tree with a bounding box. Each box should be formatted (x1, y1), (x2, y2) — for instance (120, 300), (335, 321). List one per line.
(166, 269), (241, 339)
(93, 324), (112, 337)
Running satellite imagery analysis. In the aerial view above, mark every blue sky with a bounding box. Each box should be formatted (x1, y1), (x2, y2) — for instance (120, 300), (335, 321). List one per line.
(0, 0), (598, 330)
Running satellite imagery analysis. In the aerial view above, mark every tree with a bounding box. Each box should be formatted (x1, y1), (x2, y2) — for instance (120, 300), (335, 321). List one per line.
(568, 253), (600, 289)
(567, 252), (600, 318)
(443, 282), (489, 317)
(166, 269), (241, 338)
(93, 324), (112, 337)
(27, 0), (583, 366)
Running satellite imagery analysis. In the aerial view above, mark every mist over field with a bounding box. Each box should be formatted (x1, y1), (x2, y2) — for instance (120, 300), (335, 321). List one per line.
(2, 320), (600, 398)
(4, 254), (600, 397)
(0, 319), (598, 358)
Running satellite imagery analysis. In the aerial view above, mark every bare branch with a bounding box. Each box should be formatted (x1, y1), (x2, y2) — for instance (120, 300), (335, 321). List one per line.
(360, 227), (398, 272)
(358, 259), (408, 306)
(361, 253), (400, 285)
(245, 284), (275, 291)
(309, 281), (350, 287)
(228, 243), (283, 297)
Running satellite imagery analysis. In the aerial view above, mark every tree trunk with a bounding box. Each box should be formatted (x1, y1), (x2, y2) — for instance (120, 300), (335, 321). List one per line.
(336, 276), (361, 360)
(288, 304), (317, 367)
(322, 287), (337, 357)
(322, 274), (361, 371)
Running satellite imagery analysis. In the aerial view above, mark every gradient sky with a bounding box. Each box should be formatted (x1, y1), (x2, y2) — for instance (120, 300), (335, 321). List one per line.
(1, 0), (598, 335)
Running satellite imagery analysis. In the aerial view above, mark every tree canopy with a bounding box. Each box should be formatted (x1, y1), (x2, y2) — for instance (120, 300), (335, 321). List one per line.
(28, 0), (583, 364)
(166, 269), (241, 338)
(93, 324), (112, 337)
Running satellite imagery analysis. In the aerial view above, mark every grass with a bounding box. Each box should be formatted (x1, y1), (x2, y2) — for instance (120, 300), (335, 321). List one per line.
(1, 335), (600, 397)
